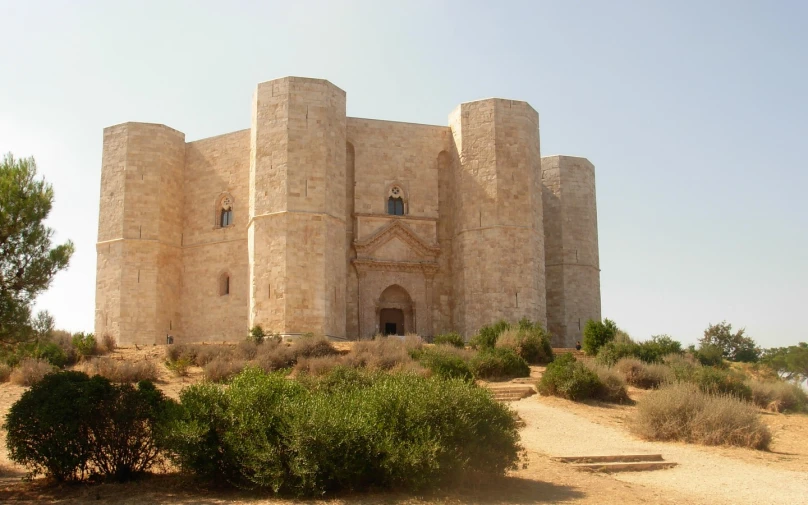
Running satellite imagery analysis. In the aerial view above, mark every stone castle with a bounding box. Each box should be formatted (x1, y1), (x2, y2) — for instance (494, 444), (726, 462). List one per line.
(94, 76), (601, 346)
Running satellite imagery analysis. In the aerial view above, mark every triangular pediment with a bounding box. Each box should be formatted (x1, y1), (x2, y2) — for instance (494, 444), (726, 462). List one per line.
(354, 220), (440, 262)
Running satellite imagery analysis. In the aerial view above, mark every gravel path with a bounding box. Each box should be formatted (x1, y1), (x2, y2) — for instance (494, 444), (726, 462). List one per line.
(514, 399), (808, 505)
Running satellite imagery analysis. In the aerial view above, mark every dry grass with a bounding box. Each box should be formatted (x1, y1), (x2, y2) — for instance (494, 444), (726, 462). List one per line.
(345, 338), (414, 371)
(9, 358), (56, 386)
(614, 357), (672, 389)
(293, 355), (344, 376)
(203, 357), (247, 382)
(0, 363), (13, 382)
(747, 379), (807, 413)
(631, 382), (771, 450)
(80, 357), (158, 383)
(99, 333), (117, 354)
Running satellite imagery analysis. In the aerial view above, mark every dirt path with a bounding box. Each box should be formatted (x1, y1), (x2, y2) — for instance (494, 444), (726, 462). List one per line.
(514, 398), (808, 505)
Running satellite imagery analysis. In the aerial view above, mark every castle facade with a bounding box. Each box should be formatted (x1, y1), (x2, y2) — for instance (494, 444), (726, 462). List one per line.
(94, 77), (601, 346)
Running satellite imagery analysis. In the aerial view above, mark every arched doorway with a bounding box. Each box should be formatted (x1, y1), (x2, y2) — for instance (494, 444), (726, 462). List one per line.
(377, 284), (413, 336)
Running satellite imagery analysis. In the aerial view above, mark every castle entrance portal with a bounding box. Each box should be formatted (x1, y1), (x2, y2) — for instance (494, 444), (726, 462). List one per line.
(376, 285), (413, 336)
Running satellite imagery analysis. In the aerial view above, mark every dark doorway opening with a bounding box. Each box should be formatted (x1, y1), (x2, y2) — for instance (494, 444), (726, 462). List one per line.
(380, 308), (405, 336)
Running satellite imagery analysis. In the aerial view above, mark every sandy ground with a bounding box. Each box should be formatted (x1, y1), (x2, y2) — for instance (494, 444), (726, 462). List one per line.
(0, 347), (807, 504)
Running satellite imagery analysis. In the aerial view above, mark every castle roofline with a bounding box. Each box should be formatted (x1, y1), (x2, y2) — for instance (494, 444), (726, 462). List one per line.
(348, 116), (447, 129)
(103, 122), (185, 137)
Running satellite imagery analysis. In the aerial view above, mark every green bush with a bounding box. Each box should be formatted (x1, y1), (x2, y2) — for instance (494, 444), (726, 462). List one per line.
(412, 345), (474, 382)
(248, 325), (266, 344)
(693, 343), (725, 367)
(4, 371), (174, 481)
(495, 325), (554, 365)
(164, 367), (522, 495)
(470, 320), (512, 350)
(632, 383), (770, 450)
(470, 347), (530, 379)
(596, 335), (683, 365)
(71, 332), (97, 357)
(595, 341), (639, 366)
(689, 366), (751, 400)
(34, 342), (68, 367)
(587, 363), (631, 403)
(538, 353), (601, 401)
(582, 319), (617, 355)
(433, 332), (465, 348)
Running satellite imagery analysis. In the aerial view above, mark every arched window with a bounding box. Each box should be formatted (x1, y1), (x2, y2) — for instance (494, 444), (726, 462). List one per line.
(219, 273), (230, 296)
(387, 186), (405, 216)
(219, 196), (233, 228)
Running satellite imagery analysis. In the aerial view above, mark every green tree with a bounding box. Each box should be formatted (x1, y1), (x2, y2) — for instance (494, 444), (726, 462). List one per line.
(761, 343), (808, 382)
(0, 154), (73, 344)
(699, 321), (760, 362)
(582, 318), (617, 355)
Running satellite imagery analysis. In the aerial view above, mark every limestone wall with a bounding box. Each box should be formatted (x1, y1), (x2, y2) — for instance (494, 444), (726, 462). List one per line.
(541, 155), (601, 346)
(180, 130), (250, 342)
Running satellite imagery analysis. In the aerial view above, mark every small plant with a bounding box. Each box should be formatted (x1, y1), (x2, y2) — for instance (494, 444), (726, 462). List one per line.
(71, 332), (98, 357)
(10, 358), (56, 386)
(248, 325), (266, 344)
(631, 383), (770, 450)
(538, 353), (601, 401)
(470, 347), (530, 380)
(582, 319), (617, 355)
(433, 332), (465, 348)
(166, 357), (192, 377)
(495, 325), (553, 364)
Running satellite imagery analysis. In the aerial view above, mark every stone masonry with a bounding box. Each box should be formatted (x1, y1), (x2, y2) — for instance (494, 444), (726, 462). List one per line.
(94, 76), (601, 346)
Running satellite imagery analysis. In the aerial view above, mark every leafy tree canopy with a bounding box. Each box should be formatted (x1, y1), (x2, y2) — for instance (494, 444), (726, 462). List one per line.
(0, 153), (73, 345)
(761, 343), (808, 383)
(699, 321), (760, 363)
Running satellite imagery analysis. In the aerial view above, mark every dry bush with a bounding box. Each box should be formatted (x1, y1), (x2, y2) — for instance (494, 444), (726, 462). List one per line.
(0, 363), (13, 382)
(204, 357), (246, 383)
(99, 333), (116, 354)
(80, 357), (158, 383)
(403, 334), (424, 350)
(254, 342), (296, 372)
(195, 345), (232, 366)
(10, 358), (56, 386)
(587, 363), (631, 403)
(236, 340), (259, 360)
(293, 355), (345, 377)
(291, 336), (339, 359)
(631, 383), (771, 450)
(51, 331), (78, 365)
(748, 379), (807, 413)
(346, 338), (414, 371)
(615, 358), (672, 389)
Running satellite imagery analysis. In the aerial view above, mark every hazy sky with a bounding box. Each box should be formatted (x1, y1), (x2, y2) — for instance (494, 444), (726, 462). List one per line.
(1, 1), (805, 348)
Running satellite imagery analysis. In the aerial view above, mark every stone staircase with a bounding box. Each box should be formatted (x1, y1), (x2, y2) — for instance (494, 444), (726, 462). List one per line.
(486, 384), (536, 402)
(552, 454), (677, 473)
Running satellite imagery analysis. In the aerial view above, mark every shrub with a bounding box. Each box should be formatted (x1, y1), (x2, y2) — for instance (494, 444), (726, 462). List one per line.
(582, 319), (617, 355)
(293, 355), (345, 377)
(166, 357), (192, 377)
(433, 332), (465, 348)
(292, 336), (339, 359)
(236, 340), (258, 360)
(470, 347), (530, 380)
(248, 325), (266, 344)
(195, 345), (229, 366)
(99, 333), (116, 354)
(747, 380), (807, 413)
(538, 353), (601, 401)
(693, 343), (725, 367)
(412, 345), (474, 382)
(71, 332), (98, 357)
(495, 326), (553, 364)
(204, 357), (246, 383)
(587, 363), (631, 403)
(164, 367), (522, 494)
(470, 320), (512, 350)
(81, 357), (158, 383)
(0, 363), (11, 382)
(631, 383), (771, 450)
(345, 338), (414, 371)
(254, 342), (296, 372)
(596, 335), (683, 365)
(33, 342), (68, 368)
(10, 358), (55, 386)
(4, 372), (174, 481)
(614, 358), (672, 389)
(689, 366), (751, 400)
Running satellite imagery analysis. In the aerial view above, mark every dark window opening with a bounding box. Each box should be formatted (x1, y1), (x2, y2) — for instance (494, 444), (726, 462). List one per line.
(387, 197), (404, 216)
(220, 208), (233, 227)
(384, 322), (397, 335)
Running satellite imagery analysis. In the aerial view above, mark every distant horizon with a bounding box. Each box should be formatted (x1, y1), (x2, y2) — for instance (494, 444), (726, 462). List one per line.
(1, 1), (805, 348)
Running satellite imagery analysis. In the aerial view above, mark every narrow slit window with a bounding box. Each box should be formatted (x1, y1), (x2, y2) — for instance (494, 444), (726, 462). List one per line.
(218, 195), (234, 228)
(220, 274), (230, 296)
(387, 186), (405, 216)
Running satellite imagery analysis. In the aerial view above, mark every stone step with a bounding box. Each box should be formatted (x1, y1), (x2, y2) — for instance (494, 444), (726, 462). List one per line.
(552, 454), (664, 464)
(570, 461), (677, 473)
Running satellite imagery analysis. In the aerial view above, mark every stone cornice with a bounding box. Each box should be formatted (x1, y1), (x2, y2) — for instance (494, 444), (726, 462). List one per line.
(353, 258), (439, 274)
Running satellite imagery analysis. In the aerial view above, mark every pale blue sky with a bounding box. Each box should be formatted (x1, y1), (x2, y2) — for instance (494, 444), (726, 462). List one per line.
(1, 1), (805, 348)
